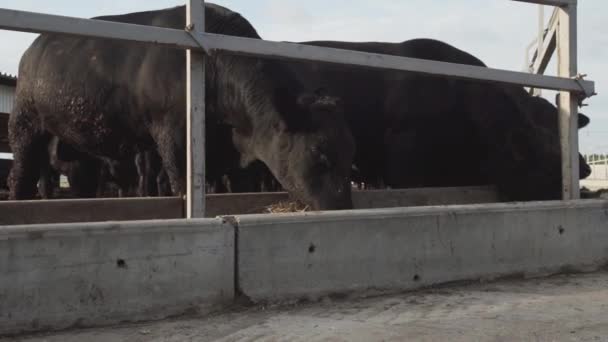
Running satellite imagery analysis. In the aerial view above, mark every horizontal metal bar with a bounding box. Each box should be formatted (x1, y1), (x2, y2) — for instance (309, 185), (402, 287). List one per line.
(203, 33), (595, 96)
(0, 7), (595, 96)
(510, 0), (576, 7)
(0, 8), (197, 49)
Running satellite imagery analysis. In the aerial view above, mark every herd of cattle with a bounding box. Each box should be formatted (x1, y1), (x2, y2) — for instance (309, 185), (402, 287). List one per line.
(3, 3), (595, 210)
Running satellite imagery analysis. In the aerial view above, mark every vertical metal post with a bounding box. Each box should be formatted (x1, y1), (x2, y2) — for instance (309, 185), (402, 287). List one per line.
(186, 0), (206, 218)
(557, 2), (580, 200)
(533, 5), (545, 96)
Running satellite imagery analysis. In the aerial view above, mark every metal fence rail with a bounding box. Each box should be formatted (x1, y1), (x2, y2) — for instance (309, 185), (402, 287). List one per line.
(0, 0), (595, 218)
(0, 7), (594, 96)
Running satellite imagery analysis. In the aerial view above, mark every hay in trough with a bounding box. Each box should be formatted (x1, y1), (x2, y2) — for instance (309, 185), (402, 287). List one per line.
(265, 200), (310, 214)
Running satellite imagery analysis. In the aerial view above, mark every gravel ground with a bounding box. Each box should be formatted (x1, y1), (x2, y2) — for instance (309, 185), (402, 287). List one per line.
(6, 271), (608, 342)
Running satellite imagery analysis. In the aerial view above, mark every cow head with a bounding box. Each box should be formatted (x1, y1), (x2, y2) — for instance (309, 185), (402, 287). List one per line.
(578, 113), (590, 129)
(524, 96), (592, 180)
(576, 113), (592, 179)
(246, 90), (355, 211)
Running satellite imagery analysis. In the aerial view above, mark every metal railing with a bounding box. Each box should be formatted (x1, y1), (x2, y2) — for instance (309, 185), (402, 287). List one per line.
(0, 0), (595, 218)
(584, 156), (608, 181)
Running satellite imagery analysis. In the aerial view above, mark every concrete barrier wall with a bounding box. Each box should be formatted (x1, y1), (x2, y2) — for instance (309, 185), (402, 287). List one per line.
(0, 218), (234, 336)
(236, 200), (608, 302)
(4, 199), (608, 335)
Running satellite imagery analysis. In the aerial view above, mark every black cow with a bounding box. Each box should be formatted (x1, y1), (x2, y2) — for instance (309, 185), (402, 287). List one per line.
(9, 4), (355, 210)
(0, 159), (10, 190)
(283, 38), (591, 201)
(38, 137), (138, 198)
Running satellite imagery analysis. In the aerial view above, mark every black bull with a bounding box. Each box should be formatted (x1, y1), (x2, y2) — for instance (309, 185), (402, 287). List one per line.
(8, 4), (356, 210)
(10, 4), (591, 204)
(220, 38), (592, 201)
(55, 37), (591, 202)
(278, 38), (591, 201)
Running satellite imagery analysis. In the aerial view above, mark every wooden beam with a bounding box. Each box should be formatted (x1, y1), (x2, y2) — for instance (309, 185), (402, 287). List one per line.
(0, 186), (499, 225)
(186, 0), (206, 218)
(557, 4), (580, 200)
(0, 8), (594, 96)
(0, 197), (185, 225)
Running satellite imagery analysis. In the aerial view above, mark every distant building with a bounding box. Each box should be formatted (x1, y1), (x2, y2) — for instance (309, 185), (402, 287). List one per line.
(0, 72), (16, 153)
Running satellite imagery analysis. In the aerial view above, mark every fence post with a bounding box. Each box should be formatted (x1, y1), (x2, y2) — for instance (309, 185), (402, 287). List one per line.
(186, 0), (206, 218)
(557, 1), (580, 200)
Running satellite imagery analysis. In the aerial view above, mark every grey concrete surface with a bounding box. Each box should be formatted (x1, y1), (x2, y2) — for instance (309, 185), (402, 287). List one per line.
(0, 219), (235, 336)
(237, 199), (608, 302)
(8, 271), (608, 341)
(4, 199), (608, 336)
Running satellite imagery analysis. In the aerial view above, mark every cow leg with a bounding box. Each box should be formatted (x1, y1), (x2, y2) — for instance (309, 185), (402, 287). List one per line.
(152, 134), (185, 196)
(95, 165), (110, 197)
(38, 143), (58, 199)
(8, 107), (49, 200)
(145, 151), (165, 197)
(135, 153), (145, 197)
(68, 159), (100, 198)
(38, 167), (59, 199)
(103, 158), (138, 198)
(156, 168), (172, 196)
(135, 151), (157, 197)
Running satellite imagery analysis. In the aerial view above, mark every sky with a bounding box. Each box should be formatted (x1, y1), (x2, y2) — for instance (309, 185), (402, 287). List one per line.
(0, 0), (605, 154)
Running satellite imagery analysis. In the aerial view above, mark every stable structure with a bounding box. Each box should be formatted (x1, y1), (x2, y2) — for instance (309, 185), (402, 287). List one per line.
(0, 72), (16, 153)
(0, 0), (605, 336)
(0, 0), (596, 218)
(585, 156), (608, 181)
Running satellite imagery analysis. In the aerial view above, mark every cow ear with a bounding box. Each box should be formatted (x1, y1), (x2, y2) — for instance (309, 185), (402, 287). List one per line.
(578, 113), (590, 129)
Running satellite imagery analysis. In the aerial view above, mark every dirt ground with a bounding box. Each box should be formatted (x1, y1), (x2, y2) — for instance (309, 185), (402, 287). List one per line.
(6, 271), (608, 342)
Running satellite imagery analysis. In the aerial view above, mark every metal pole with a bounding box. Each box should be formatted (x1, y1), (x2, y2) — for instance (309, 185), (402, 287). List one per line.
(557, 2), (580, 200)
(533, 5), (545, 96)
(525, 38), (537, 72)
(186, 0), (206, 218)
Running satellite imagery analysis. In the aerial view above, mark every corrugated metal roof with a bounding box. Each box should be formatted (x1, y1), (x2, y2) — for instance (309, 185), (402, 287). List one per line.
(0, 72), (16, 87)
(0, 85), (15, 115)
(0, 72), (16, 117)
